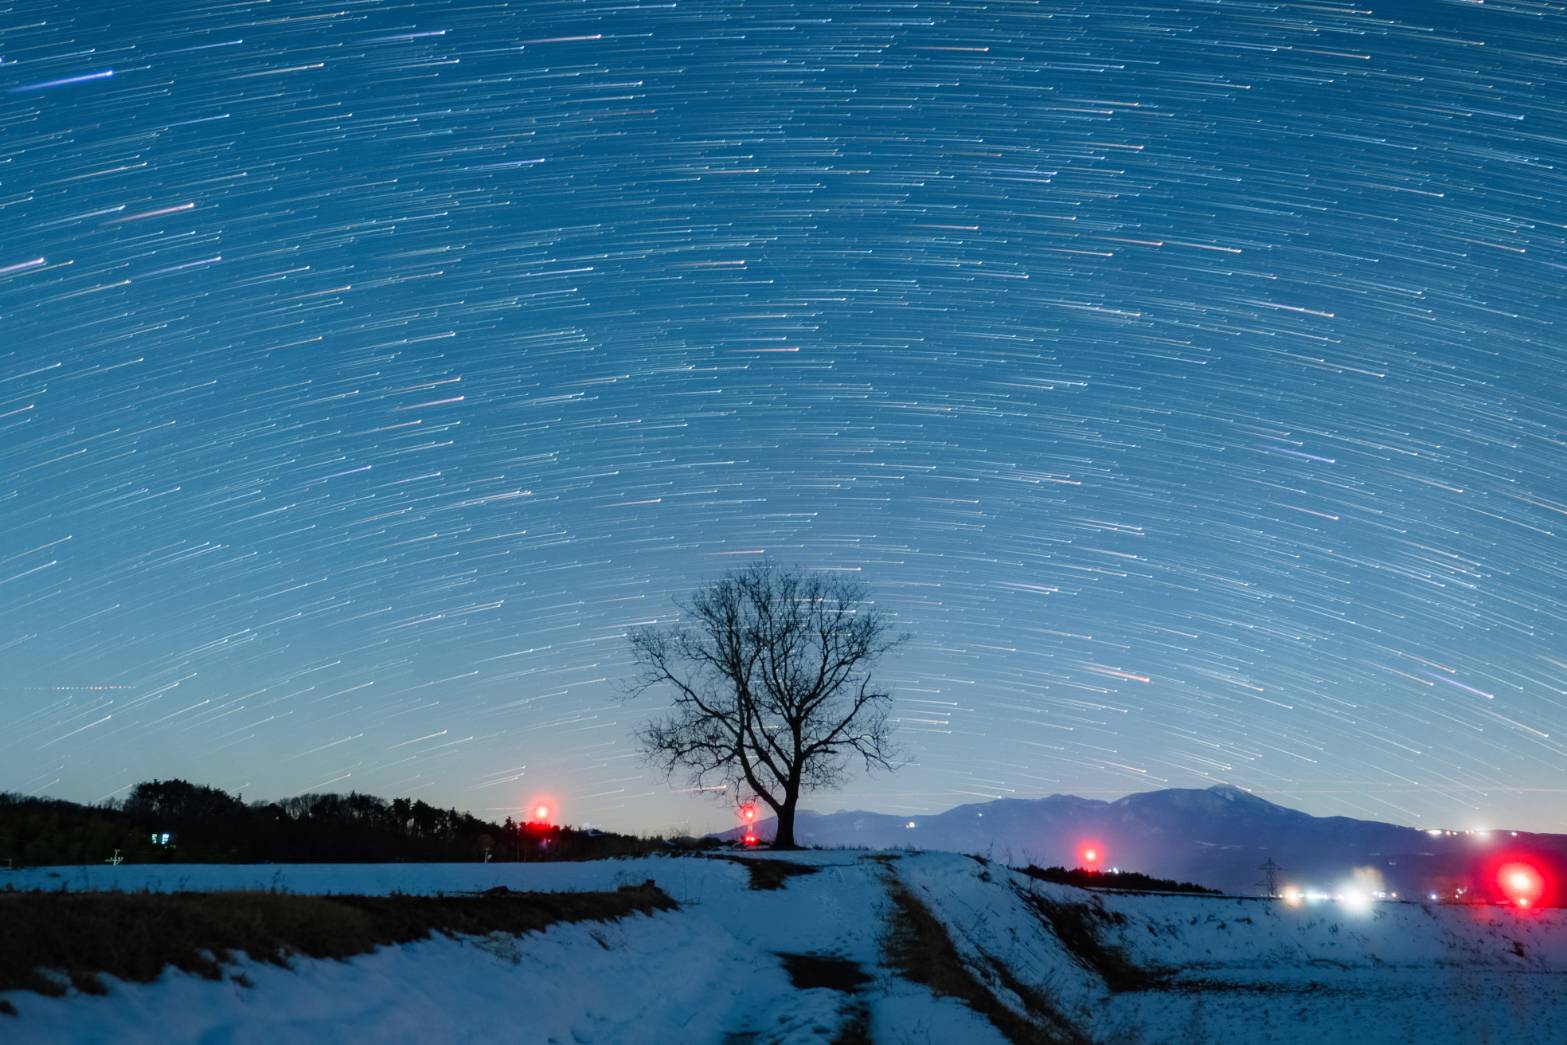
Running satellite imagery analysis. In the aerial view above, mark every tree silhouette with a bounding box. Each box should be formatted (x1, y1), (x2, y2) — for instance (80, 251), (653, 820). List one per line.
(629, 562), (904, 848)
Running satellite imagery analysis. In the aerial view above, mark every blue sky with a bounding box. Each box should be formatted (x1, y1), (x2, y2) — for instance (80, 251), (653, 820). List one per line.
(3, 0), (1565, 834)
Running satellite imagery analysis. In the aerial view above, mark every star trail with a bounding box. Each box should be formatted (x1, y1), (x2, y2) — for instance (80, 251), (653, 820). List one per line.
(3, 0), (1566, 835)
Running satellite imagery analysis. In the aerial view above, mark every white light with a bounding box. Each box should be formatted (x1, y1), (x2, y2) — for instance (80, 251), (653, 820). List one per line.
(1339, 889), (1372, 913)
(906, 820), (917, 829)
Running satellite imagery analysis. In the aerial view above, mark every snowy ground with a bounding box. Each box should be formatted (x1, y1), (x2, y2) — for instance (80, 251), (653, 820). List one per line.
(5, 851), (1567, 1043)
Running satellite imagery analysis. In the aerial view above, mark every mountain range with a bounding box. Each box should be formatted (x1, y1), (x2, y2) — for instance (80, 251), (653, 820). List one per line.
(720, 785), (1567, 897)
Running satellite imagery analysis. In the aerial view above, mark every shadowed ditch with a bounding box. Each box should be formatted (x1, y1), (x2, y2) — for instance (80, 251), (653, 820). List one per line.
(719, 855), (824, 890)
(1018, 888), (1165, 993)
(776, 952), (872, 992)
(884, 876), (1090, 1045)
(775, 951), (874, 1044)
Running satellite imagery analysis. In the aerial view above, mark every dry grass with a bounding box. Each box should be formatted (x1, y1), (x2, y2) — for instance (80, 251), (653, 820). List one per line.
(833, 998), (872, 1045)
(0, 882), (676, 1004)
(884, 879), (1083, 1045)
(1019, 890), (1163, 993)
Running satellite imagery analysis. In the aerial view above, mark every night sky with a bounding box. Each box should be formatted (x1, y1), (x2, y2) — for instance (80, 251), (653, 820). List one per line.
(4, 0), (1566, 836)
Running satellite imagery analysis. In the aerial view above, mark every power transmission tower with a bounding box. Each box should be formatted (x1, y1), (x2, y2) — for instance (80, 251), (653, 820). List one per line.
(1258, 857), (1281, 898)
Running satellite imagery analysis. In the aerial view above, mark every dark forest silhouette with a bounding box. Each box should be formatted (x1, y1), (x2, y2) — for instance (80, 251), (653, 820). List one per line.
(0, 780), (709, 868)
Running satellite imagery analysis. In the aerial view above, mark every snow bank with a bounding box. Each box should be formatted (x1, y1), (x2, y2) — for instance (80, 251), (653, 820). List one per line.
(5, 851), (1567, 1043)
(899, 851), (1567, 1045)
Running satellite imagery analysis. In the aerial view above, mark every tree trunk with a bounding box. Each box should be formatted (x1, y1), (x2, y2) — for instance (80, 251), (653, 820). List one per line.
(773, 796), (799, 849)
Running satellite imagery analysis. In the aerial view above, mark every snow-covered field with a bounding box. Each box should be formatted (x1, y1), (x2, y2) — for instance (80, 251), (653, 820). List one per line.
(5, 851), (1567, 1044)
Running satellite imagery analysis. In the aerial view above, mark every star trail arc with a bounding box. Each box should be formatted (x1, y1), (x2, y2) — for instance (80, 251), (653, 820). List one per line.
(2, 0), (1566, 834)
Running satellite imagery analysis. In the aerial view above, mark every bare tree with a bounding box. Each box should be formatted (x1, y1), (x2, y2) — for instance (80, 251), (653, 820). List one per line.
(628, 562), (904, 849)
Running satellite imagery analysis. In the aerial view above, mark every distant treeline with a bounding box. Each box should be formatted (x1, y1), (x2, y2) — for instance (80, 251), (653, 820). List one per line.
(0, 780), (714, 868)
(1019, 864), (1220, 895)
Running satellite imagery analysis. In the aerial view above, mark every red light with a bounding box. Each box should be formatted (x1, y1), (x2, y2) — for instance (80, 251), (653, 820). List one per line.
(740, 803), (756, 822)
(1497, 862), (1545, 908)
(532, 804), (551, 822)
(1081, 844), (1102, 867)
(743, 832), (758, 846)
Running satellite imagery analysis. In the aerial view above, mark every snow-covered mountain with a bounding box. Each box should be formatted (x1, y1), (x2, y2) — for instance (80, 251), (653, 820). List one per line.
(724, 785), (1567, 896)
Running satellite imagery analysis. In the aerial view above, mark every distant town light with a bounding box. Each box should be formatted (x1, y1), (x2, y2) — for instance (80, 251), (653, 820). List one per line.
(1338, 888), (1371, 913)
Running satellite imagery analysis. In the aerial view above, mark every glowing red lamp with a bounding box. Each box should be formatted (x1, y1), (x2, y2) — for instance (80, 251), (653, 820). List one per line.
(743, 832), (759, 847)
(740, 803), (757, 822)
(1080, 843), (1103, 867)
(1498, 861), (1545, 908)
